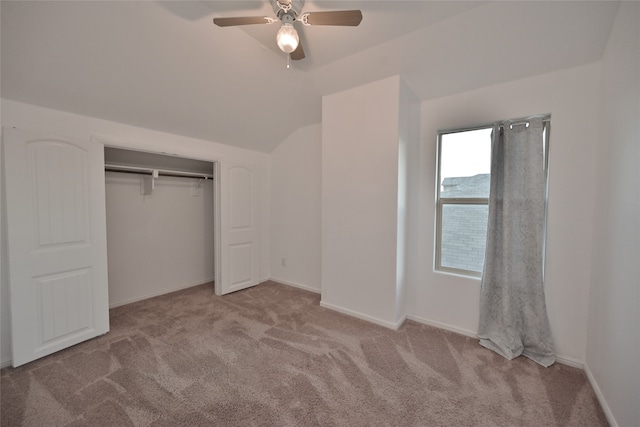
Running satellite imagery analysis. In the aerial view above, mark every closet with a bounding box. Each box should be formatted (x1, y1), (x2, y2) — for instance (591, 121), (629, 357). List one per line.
(104, 147), (215, 307)
(4, 129), (259, 366)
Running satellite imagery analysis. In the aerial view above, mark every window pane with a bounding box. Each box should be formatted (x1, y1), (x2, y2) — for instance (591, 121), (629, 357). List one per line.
(440, 128), (492, 198)
(441, 174), (490, 198)
(440, 204), (488, 273)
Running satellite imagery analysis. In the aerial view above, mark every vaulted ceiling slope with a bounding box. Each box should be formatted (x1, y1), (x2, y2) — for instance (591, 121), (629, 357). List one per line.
(1, 1), (619, 153)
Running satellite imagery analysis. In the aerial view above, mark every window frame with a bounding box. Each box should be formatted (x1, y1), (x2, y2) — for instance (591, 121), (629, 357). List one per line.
(435, 124), (492, 278)
(434, 117), (551, 278)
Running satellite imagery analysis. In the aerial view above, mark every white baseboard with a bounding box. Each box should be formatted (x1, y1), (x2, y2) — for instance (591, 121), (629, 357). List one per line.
(269, 277), (321, 294)
(555, 355), (584, 369)
(396, 313), (408, 329)
(108, 277), (214, 309)
(585, 363), (619, 427)
(406, 314), (583, 368)
(319, 300), (405, 330)
(1, 359), (11, 369)
(407, 314), (478, 339)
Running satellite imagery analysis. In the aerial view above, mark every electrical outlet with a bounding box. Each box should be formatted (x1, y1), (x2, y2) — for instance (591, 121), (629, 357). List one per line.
(281, 257), (287, 267)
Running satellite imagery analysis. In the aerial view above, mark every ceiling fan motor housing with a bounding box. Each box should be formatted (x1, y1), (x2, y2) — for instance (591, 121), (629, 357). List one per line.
(273, 0), (304, 19)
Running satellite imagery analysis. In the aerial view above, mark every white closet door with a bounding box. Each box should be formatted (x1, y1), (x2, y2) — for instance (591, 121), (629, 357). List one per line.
(4, 128), (110, 367)
(217, 162), (259, 295)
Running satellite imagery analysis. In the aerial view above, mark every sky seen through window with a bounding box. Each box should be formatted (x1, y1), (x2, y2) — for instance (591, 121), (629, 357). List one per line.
(440, 128), (492, 185)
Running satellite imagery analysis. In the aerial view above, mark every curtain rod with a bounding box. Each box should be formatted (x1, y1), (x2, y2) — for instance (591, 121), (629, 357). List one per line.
(439, 115), (551, 135)
(105, 164), (213, 180)
(499, 117), (551, 128)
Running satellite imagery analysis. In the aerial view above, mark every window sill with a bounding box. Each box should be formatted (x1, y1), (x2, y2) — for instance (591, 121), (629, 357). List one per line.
(433, 269), (482, 281)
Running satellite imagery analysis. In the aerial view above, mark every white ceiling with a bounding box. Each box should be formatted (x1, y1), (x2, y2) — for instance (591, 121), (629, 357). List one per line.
(1, 1), (620, 153)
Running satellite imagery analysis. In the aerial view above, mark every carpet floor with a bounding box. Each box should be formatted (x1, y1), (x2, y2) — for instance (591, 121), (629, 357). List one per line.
(1, 281), (607, 426)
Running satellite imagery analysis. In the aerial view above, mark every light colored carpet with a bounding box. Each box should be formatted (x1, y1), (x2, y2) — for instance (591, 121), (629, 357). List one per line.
(1, 281), (607, 426)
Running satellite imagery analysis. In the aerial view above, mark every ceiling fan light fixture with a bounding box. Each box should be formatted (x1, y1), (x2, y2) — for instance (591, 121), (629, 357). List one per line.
(276, 23), (299, 54)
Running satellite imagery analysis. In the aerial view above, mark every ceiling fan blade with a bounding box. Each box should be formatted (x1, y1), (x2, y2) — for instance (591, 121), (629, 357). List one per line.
(213, 16), (273, 27)
(303, 10), (362, 26)
(290, 41), (305, 60)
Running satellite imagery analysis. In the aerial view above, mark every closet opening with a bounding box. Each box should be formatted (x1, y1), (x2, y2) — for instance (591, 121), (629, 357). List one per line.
(104, 147), (218, 308)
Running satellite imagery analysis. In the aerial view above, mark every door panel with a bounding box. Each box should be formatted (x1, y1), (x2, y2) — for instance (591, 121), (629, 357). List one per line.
(4, 128), (109, 367)
(32, 143), (88, 246)
(37, 268), (92, 346)
(229, 167), (253, 229)
(230, 242), (253, 287)
(218, 163), (259, 295)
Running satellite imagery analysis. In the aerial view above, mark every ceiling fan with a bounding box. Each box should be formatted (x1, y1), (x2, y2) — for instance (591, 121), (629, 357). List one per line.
(213, 0), (362, 62)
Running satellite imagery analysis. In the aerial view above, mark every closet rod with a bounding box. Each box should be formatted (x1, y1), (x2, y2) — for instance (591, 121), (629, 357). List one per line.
(105, 164), (213, 180)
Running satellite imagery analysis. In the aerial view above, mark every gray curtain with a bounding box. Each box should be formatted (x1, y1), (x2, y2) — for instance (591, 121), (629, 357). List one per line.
(478, 116), (555, 367)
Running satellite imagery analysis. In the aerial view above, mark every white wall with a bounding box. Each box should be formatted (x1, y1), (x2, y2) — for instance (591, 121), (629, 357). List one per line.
(0, 142), (9, 368)
(276, 65), (603, 364)
(0, 99), (271, 365)
(396, 82), (420, 319)
(321, 76), (409, 327)
(586, 3), (640, 426)
(0, 139), (11, 368)
(270, 123), (322, 293)
(0, 4), (5, 368)
(408, 63), (602, 364)
(106, 173), (214, 307)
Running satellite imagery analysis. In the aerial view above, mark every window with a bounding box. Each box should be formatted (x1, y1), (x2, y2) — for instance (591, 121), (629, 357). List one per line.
(435, 118), (551, 277)
(435, 126), (493, 277)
